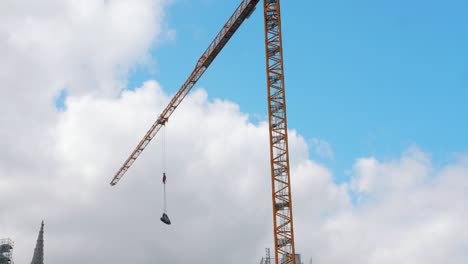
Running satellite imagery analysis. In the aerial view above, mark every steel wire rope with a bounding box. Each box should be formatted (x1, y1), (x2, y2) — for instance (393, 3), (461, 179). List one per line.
(162, 124), (167, 214)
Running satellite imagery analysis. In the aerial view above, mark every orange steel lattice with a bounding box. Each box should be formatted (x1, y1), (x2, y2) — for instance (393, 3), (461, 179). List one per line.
(263, 0), (296, 263)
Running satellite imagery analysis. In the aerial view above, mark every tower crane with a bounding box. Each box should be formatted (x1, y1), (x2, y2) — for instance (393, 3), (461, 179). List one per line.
(110, 0), (296, 263)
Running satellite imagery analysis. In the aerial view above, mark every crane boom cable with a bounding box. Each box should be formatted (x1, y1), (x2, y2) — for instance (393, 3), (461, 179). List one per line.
(163, 182), (167, 213)
(162, 125), (166, 172)
(162, 126), (167, 213)
(110, 0), (260, 186)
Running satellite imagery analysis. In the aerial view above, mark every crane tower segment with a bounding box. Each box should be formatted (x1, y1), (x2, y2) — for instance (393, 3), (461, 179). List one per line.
(263, 0), (296, 263)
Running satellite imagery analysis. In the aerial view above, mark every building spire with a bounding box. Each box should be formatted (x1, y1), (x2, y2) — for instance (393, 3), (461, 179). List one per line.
(30, 221), (44, 264)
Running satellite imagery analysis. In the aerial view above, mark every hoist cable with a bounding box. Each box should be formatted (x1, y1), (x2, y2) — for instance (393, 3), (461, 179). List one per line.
(162, 125), (168, 214)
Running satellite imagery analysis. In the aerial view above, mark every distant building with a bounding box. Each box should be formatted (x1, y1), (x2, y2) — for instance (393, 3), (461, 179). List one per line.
(0, 238), (14, 264)
(30, 221), (44, 264)
(1, 221), (45, 264)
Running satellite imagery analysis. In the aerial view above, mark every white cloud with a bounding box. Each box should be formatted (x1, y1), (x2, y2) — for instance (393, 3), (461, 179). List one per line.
(310, 138), (334, 160)
(351, 146), (432, 196)
(3, 79), (467, 263)
(307, 149), (468, 264)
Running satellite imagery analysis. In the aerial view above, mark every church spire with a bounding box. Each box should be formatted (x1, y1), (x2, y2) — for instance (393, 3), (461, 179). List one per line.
(30, 221), (44, 264)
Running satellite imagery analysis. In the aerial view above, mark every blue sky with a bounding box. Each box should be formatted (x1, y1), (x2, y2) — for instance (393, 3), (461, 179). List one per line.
(128, 0), (468, 182)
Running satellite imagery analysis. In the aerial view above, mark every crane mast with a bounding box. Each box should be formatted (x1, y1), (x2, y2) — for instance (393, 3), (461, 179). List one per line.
(263, 0), (296, 263)
(110, 1), (296, 263)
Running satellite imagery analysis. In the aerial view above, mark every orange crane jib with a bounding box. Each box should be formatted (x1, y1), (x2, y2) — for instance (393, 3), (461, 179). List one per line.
(110, 0), (259, 186)
(110, 0), (296, 263)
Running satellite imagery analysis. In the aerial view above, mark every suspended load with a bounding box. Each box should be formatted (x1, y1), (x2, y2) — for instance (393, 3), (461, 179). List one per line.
(160, 212), (171, 225)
